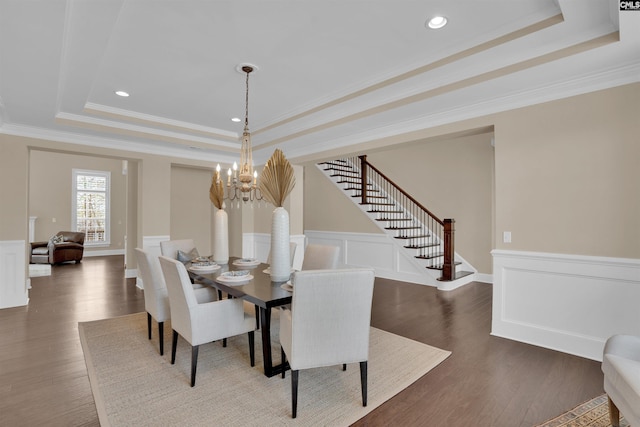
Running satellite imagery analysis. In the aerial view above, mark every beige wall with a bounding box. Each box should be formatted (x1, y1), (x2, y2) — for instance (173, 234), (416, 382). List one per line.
(367, 133), (495, 273)
(29, 150), (128, 252)
(303, 133), (494, 274)
(0, 135), (220, 272)
(491, 83), (640, 258)
(301, 82), (640, 272)
(125, 160), (138, 269)
(303, 162), (381, 234)
(0, 136), (29, 241)
(2, 82), (639, 278)
(169, 165), (214, 255)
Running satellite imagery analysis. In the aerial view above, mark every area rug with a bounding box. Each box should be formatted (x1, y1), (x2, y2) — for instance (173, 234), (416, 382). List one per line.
(536, 394), (629, 427)
(79, 312), (450, 426)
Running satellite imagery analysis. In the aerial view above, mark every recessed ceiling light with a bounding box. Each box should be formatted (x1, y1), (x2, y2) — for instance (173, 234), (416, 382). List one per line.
(115, 90), (130, 97)
(231, 117), (241, 122)
(427, 16), (447, 29)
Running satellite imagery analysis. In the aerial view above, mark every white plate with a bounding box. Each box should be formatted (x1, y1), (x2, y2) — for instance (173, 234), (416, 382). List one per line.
(280, 282), (293, 292)
(216, 274), (253, 283)
(232, 259), (260, 267)
(188, 264), (220, 273)
(217, 270), (252, 282)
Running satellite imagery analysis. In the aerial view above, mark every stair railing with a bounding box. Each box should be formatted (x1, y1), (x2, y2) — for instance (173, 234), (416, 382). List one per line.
(354, 155), (456, 281)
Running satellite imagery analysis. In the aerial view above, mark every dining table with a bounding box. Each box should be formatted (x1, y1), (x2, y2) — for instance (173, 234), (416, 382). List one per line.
(187, 257), (292, 378)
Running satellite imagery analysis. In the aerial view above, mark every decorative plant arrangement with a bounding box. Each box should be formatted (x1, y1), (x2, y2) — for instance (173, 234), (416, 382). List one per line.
(209, 172), (225, 210)
(259, 149), (296, 208)
(259, 149), (296, 281)
(210, 169), (229, 264)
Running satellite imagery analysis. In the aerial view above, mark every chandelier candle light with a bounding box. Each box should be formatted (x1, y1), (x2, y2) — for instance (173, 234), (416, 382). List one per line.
(215, 64), (262, 203)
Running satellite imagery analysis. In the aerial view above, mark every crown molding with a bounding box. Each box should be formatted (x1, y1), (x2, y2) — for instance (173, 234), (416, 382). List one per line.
(55, 111), (240, 152)
(0, 123), (238, 164)
(282, 61), (640, 162)
(83, 102), (239, 140)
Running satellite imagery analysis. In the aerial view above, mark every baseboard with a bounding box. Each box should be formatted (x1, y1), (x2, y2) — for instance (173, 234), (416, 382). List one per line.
(491, 249), (640, 361)
(84, 249), (125, 257)
(125, 268), (137, 279)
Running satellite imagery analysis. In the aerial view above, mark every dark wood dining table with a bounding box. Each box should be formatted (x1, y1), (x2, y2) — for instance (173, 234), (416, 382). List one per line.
(187, 258), (292, 377)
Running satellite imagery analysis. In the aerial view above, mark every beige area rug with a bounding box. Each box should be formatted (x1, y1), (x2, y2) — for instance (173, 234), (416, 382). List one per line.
(79, 312), (450, 426)
(536, 394), (629, 427)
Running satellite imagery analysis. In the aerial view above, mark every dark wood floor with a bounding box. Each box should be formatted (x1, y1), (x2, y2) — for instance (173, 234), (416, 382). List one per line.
(0, 256), (604, 426)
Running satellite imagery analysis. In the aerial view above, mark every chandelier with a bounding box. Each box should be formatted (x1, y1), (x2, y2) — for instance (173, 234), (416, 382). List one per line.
(216, 64), (262, 203)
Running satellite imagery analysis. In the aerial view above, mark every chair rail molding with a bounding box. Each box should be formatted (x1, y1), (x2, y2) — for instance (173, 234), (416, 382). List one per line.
(0, 240), (29, 309)
(491, 249), (640, 361)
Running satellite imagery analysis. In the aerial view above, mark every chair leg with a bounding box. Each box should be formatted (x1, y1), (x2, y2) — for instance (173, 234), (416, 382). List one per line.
(360, 361), (368, 407)
(171, 330), (178, 364)
(281, 347), (286, 379)
(255, 305), (260, 329)
(147, 312), (152, 340)
(158, 321), (164, 356)
(223, 338), (227, 347)
(248, 331), (255, 367)
(291, 370), (299, 418)
(191, 345), (199, 387)
(343, 363), (347, 371)
(608, 396), (620, 427)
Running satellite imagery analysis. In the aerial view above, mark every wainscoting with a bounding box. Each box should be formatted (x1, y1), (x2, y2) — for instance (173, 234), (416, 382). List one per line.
(492, 249), (640, 361)
(242, 233), (306, 271)
(240, 230), (494, 288)
(0, 240), (28, 309)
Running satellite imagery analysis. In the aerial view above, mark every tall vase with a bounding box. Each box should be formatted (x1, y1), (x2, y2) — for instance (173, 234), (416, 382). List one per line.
(270, 206), (291, 282)
(213, 209), (229, 264)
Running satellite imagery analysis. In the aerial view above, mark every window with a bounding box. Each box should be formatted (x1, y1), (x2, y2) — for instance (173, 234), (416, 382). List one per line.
(72, 169), (110, 246)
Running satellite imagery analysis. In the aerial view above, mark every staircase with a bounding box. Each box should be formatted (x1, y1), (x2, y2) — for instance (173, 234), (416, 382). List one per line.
(318, 156), (475, 291)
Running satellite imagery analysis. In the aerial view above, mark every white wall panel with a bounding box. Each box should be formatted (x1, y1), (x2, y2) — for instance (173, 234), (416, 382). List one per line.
(0, 240), (28, 308)
(492, 250), (640, 361)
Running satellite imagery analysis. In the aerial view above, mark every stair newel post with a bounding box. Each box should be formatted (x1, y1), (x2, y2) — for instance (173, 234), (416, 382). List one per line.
(359, 155), (368, 204)
(442, 219), (455, 281)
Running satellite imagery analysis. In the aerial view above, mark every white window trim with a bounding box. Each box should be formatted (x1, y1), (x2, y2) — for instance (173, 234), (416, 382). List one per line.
(72, 169), (111, 247)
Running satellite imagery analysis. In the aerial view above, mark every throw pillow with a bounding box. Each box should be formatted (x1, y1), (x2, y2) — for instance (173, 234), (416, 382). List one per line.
(50, 234), (64, 244)
(177, 248), (199, 263)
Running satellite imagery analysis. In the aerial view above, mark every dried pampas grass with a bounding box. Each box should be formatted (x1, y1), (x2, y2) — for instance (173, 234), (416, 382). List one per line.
(259, 149), (295, 207)
(209, 173), (225, 209)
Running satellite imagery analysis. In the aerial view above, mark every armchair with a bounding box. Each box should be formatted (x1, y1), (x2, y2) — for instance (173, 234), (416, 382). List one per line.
(279, 268), (375, 418)
(602, 334), (640, 426)
(30, 231), (85, 265)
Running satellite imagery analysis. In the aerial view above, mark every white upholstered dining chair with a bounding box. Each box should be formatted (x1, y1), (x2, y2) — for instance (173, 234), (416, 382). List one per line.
(602, 334), (640, 427)
(266, 241), (298, 268)
(300, 244), (340, 270)
(160, 239), (199, 261)
(279, 268), (375, 418)
(135, 248), (217, 356)
(158, 256), (257, 387)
